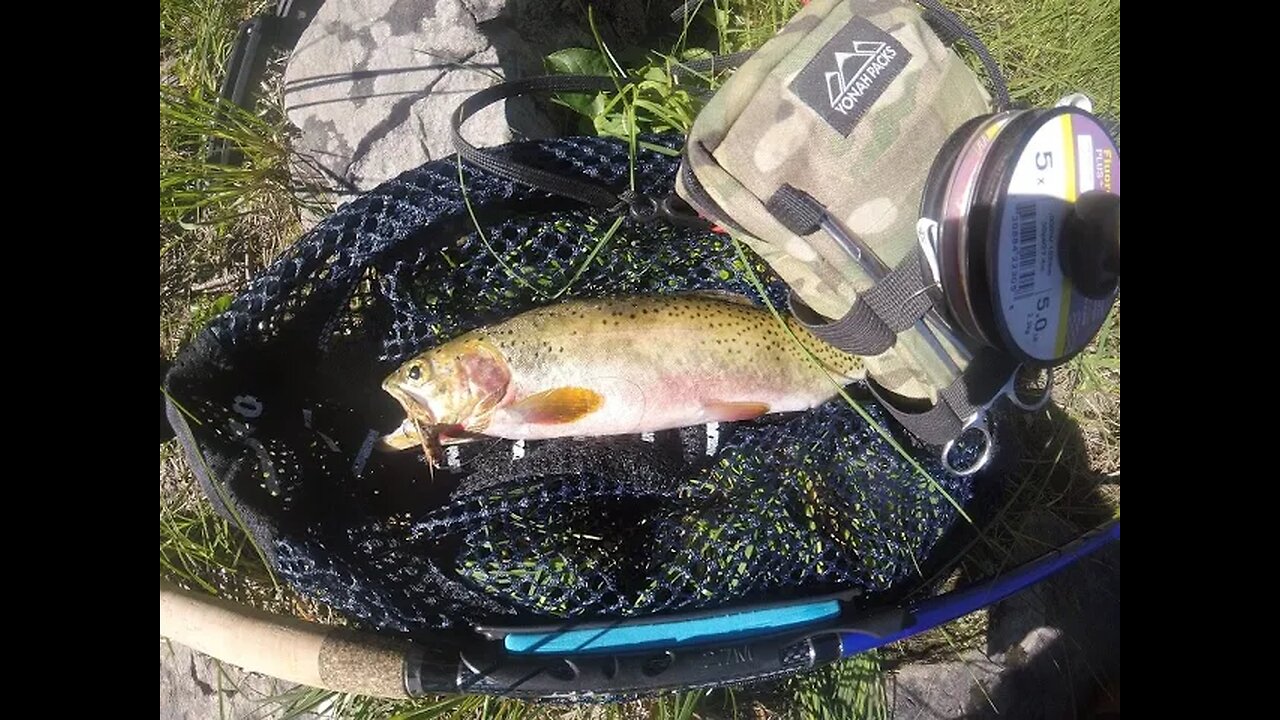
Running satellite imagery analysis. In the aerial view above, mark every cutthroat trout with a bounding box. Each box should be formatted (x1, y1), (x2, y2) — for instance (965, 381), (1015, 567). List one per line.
(380, 294), (868, 466)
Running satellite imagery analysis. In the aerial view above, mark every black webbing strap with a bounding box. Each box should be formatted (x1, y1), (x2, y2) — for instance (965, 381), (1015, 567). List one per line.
(768, 184), (935, 356)
(788, 246), (934, 356)
(791, 290), (893, 355)
(451, 75), (626, 211)
(671, 50), (757, 81)
(868, 348), (1017, 446)
(858, 247), (936, 332)
(915, 0), (1011, 111)
(766, 183), (825, 235)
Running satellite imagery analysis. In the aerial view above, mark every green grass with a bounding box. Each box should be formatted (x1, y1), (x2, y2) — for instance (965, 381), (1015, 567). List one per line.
(158, 0), (331, 358)
(787, 653), (888, 720)
(160, 88), (296, 228)
(161, 0), (1119, 717)
(160, 0), (266, 93)
(948, 0), (1121, 123)
(713, 0), (805, 52)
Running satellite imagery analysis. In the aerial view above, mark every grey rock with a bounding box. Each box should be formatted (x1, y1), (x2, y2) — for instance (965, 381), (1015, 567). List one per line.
(284, 0), (677, 226)
(160, 639), (330, 719)
(888, 534), (1120, 719)
(461, 0), (507, 23)
(888, 626), (1082, 720)
(890, 649), (1004, 720)
(284, 0), (542, 202)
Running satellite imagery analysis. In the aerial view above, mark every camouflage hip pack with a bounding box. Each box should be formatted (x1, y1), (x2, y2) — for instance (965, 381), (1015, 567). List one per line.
(675, 0), (1120, 467)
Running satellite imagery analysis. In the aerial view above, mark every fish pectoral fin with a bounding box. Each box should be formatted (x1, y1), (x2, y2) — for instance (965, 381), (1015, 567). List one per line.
(440, 430), (484, 446)
(378, 419), (421, 452)
(509, 387), (604, 424)
(749, 409), (806, 426)
(703, 400), (771, 423)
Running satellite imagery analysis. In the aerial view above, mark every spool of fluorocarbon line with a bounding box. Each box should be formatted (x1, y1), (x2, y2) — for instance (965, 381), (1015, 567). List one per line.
(921, 106), (1120, 366)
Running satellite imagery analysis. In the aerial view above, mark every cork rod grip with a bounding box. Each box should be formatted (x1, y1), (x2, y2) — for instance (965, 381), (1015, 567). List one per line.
(160, 581), (415, 699)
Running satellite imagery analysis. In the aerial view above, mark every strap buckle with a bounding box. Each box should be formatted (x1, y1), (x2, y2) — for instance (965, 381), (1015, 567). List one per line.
(615, 191), (714, 230)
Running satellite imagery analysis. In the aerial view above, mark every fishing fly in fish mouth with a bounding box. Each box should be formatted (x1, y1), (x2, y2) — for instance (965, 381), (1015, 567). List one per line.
(380, 293), (874, 469)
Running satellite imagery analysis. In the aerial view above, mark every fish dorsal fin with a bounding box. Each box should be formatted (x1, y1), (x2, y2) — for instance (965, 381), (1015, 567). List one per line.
(509, 387), (605, 424)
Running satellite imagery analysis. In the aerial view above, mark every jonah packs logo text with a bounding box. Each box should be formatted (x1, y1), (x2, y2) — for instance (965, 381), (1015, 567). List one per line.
(826, 41), (897, 114)
(791, 18), (910, 136)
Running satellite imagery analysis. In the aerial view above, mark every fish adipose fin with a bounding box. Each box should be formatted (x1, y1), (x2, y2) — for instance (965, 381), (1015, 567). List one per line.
(703, 400), (771, 422)
(510, 387), (605, 424)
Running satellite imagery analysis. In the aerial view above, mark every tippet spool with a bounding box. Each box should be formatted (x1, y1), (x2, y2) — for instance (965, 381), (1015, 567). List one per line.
(920, 106), (1120, 367)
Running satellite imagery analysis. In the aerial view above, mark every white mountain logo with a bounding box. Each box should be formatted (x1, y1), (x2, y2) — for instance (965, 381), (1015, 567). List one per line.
(824, 40), (898, 114)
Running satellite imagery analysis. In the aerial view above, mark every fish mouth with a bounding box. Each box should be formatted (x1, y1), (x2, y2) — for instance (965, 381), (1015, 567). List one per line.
(381, 379), (406, 406)
(383, 382), (437, 426)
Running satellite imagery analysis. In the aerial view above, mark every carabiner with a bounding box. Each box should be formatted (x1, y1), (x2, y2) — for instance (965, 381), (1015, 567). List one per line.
(1004, 364), (1054, 412)
(941, 412), (993, 477)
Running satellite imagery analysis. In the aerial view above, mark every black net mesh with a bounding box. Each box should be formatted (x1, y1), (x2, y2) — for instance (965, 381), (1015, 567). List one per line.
(165, 134), (991, 640)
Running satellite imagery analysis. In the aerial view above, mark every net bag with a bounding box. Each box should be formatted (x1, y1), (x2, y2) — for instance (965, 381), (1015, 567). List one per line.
(163, 132), (994, 657)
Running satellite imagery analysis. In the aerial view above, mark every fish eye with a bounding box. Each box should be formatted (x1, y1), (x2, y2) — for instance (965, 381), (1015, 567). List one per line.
(407, 364), (423, 381)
